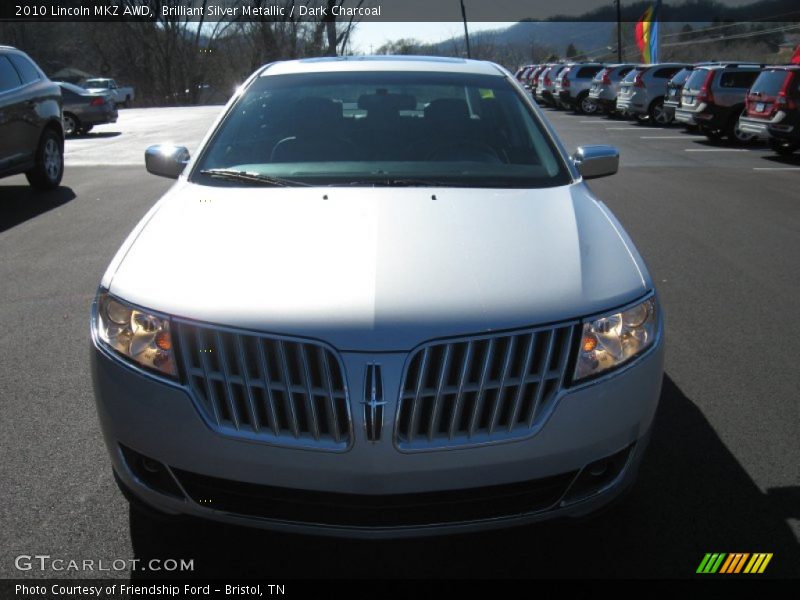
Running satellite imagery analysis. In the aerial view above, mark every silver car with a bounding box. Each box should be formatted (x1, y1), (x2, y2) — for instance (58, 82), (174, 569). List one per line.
(55, 81), (118, 136)
(554, 63), (605, 113)
(91, 57), (664, 537)
(616, 63), (690, 123)
(536, 64), (569, 107)
(589, 64), (637, 113)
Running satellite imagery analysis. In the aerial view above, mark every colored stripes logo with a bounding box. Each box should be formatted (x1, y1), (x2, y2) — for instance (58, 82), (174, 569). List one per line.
(696, 553), (773, 574)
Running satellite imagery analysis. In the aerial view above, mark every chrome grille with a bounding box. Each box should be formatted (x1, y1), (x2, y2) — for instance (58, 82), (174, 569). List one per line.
(176, 322), (351, 450)
(396, 323), (577, 450)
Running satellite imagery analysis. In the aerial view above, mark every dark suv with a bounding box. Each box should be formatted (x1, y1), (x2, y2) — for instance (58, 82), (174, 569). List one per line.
(0, 46), (64, 189)
(675, 63), (762, 143)
(663, 66), (696, 122)
(739, 66), (800, 156)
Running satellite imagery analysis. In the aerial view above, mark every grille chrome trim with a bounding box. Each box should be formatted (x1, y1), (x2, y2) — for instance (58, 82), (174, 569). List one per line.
(175, 321), (352, 451)
(362, 363), (386, 443)
(395, 322), (578, 451)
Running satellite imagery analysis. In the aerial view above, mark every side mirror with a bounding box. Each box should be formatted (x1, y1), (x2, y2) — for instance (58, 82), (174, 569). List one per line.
(573, 145), (619, 179)
(145, 145), (190, 179)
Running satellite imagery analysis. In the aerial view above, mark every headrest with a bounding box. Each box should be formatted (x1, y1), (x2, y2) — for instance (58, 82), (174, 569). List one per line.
(294, 97), (343, 121)
(357, 92), (417, 112)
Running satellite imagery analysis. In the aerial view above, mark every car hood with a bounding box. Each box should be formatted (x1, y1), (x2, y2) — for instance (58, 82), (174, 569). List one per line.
(106, 182), (649, 351)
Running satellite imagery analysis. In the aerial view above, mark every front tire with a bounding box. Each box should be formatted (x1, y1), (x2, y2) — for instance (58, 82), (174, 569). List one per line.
(25, 128), (63, 190)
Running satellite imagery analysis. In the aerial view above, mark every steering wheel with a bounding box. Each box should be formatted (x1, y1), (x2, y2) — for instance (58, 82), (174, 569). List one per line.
(425, 139), (506, 163)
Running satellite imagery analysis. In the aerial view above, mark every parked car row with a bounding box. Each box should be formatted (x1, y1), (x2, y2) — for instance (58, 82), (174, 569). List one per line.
(516, 60), (800, 156)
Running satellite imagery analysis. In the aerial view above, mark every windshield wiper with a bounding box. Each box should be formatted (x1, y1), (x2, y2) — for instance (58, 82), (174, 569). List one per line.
(343, 178), (455, 187)
(200, 168), (311, 187)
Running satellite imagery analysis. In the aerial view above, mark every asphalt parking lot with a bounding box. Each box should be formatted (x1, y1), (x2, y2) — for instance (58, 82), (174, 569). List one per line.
(1, 105), (798, 579)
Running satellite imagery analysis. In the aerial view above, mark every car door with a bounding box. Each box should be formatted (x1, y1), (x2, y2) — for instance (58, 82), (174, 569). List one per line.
(8, 53), (49, 162)
(0, 55), (25, 170)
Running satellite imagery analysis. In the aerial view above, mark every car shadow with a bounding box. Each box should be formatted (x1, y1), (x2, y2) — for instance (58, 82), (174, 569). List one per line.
(128, 374), (799, 579)
(68, 131), (122, 139)
(760, 153), (800, 166)
(0, 185), (76, 233)
(687, 137), (765, 148)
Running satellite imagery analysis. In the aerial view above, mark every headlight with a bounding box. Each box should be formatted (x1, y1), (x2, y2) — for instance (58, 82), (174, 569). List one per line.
(94, 291), (177, 378)
(573, 296), (658, 382)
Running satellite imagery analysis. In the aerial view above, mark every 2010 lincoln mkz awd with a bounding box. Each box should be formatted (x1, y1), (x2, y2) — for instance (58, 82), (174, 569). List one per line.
(91, 56), (664, 537)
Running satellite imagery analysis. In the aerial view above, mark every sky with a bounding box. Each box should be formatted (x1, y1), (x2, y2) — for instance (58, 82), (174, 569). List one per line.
(349, 22), (517, 54)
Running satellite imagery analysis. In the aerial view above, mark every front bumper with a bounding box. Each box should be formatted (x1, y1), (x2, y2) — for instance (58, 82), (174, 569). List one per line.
(758, 111), (799, 142)
(675, 107), (701, 125)
(615, 93), (645, 115)
(738, 116), (772, 138)
(83, 108), (119, 126)
(588, 87), (615, 102)
(92, 332), (664, 537)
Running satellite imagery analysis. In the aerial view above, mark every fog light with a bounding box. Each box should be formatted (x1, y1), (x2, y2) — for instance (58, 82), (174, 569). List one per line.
(561, 444), (634, 505)
(119, 444), (184, 499)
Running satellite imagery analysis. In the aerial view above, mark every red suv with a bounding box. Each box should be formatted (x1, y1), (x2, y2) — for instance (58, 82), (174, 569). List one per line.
(739, 66), (800, 156)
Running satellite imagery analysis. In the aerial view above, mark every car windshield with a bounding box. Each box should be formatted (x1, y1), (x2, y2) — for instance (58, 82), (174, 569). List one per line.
(750, 70), (792, 97)
(193, 70), (571, 188)
(684, 68), (711, 91)
(670, 68), (692, 85)
(85, 79), (109, 88)
(622, 68), (644, 83)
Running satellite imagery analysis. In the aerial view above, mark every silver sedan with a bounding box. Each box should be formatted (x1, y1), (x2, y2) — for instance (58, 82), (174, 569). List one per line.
(91, 56), (664, 537)
(55, 81), (117, 135)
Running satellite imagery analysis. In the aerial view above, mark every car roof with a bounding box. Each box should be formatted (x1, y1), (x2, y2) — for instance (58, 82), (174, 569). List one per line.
(261, 56), (505, 77)
(0, 45), (27, 55)
(697, 63), (763, 70)
(640, 63), (690, 69)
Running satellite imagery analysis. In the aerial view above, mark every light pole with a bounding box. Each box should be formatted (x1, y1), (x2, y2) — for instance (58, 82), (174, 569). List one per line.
(616, 0), (623, 62)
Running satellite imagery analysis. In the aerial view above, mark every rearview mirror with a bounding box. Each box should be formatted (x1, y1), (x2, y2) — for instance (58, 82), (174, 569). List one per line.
(145, 145), (190, 179)
(573, 145), (619, 179)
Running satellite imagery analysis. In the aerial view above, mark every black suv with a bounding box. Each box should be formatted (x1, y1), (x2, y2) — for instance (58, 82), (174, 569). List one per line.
(0, 46), (64, 189)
